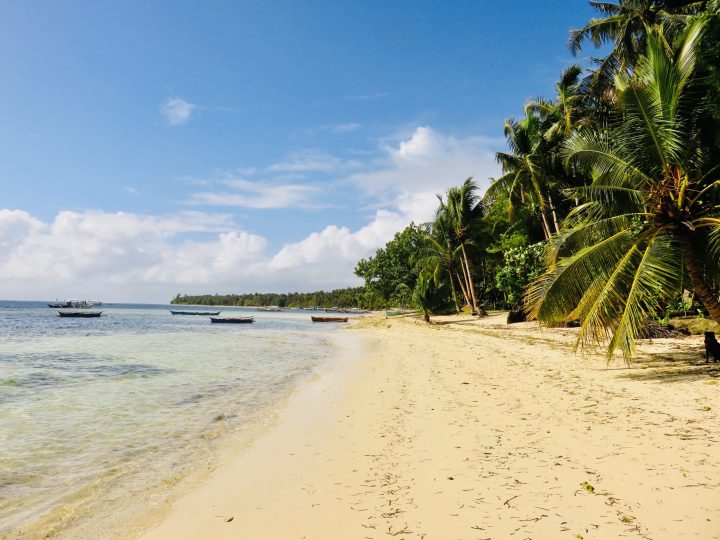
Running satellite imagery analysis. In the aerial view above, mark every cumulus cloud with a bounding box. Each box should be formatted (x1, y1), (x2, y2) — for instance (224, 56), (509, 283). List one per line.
(0, 125), (502, 301)
(161, 97), (196, 125)
(346, 126), (501, 203)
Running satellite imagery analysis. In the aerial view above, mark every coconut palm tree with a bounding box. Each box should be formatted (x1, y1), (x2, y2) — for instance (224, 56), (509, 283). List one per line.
(437, 178), (486, 316)
(526, 65), (588, 142)
(422, 218), (463, 313)
(527, 19), (720, 361)
(487, 113), (561, 239)
(569, 0), (706, 89)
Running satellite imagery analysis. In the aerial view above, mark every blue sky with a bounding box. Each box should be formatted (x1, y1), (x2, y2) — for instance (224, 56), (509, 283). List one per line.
(0, 1), (598, 301)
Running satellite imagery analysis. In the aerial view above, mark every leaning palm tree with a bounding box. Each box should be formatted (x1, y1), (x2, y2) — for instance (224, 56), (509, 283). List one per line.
(438, 178), (486, 316)
(569, 0), (706, 89)
(527, 19), (720, 362)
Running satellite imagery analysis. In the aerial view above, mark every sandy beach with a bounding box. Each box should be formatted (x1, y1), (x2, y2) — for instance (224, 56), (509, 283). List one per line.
(140, 313), (720, 540)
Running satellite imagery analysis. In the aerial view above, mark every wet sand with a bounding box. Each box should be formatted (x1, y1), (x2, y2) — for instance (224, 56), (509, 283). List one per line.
(140, 313), (720, 539)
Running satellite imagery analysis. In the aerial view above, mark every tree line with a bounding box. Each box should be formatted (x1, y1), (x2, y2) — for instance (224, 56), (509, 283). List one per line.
(171, 288), (379, 309)
(354, 1), (720, 360)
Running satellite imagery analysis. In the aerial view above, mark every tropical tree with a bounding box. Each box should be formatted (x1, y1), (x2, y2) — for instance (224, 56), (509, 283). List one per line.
(437, 178), (487, 316)
(488, 112), (561, 239)
(526, 65), (588, 142)
(527, 19), (720, 361)
(412, 272), (454, 323)
(569, 0), (706, 88)
(422, 215), (463, 313)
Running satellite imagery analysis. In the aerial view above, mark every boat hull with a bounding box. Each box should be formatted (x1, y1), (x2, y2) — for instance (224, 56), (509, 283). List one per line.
(58, 311), (102, 318)
(170, 310), (221, 316)
(210, 317), (254, 324)
(311, 316), (348, 323)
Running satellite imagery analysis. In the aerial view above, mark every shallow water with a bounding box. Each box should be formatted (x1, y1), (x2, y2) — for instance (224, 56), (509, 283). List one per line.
(0, 301), (350, 537)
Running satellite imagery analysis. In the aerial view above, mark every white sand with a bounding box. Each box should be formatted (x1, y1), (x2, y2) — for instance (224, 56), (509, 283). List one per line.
(140, 313), (720, 539)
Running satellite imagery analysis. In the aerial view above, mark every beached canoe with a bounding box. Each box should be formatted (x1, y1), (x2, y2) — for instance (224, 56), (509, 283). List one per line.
(210, 317), (254, 324)
(170, 310), (221, 316)
(58, 311), (102, 318)
(311, 316), (348, 323)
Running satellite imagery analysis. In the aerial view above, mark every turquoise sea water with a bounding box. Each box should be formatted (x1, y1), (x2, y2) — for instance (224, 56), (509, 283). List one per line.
(0, 301), (351, 538)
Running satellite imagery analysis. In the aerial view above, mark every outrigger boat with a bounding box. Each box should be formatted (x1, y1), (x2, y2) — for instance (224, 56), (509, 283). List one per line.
(170, 310), (221, 315)
(210, 316), (254, 324)
(311, 316), (348, 323)
(58, 311), (102, 318)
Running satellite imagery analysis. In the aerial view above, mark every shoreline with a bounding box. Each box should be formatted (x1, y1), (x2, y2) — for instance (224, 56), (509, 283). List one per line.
(139, 313), (720, 539)
(7, 324), (364, 540)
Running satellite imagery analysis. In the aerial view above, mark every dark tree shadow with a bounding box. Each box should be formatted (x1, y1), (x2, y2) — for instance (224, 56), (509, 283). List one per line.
(617, 347), (720, 382)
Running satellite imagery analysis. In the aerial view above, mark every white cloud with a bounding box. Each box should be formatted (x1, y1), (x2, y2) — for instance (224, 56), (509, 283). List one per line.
(161, 97), (196, 126)
(344, 91), (389, 101)
(126, 186), (139, 195)
(330, 123), (362, 133)
(0, 126), (502, 301)
(268, 150), (347, 172)
(186, 178), (321, 209)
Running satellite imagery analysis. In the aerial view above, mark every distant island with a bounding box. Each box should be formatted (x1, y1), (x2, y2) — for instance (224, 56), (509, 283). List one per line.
(171, 288), (373, 309)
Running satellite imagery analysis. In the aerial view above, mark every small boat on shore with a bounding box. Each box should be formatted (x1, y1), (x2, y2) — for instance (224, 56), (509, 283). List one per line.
(170, 310), (221, 316)
(311, 316), (348, 323)
(58, 311), (102, 318)
(210, 316), (254, 324)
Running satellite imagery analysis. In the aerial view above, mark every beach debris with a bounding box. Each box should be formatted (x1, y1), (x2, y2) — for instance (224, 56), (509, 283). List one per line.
(580, 481), (595, 494)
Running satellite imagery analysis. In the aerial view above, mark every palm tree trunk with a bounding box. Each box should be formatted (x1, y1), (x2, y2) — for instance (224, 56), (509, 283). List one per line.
(446, 268), (460, 313)
(548, 193), (560, 233)
(461, 243), (486, 317)
(681, 238), (720, 323)
(455, 271), (470, 307)
(541, 210), (553, 239)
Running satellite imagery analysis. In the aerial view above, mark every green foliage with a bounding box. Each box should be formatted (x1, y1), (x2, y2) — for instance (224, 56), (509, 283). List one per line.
(412, 273), (454, 322)
(354, 224), (426, 307)
(171, 287), (377, 309)
(495, 242), (546, 308)
(528, 19), (720, 361)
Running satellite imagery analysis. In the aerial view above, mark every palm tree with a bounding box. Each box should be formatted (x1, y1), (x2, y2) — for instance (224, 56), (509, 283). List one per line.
(488, 113), (561, 239)
(422, 216), (463, 313)
(526, 65), (588, 142)
(437, 178), (486, 316)
(527, 19), (720, 361)
(569, 0), (705, 89)
(413, 273), (434, 323)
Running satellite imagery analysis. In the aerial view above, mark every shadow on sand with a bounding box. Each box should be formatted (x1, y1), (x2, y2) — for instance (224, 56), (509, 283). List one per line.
(616, 347), (720, 383)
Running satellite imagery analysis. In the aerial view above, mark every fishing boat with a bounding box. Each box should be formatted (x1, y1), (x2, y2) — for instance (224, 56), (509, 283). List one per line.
(210, 316), (254, 324)
(58, 311), (102, 318)
(311, 316), (348, 323)
(170, 310), (221, 315)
